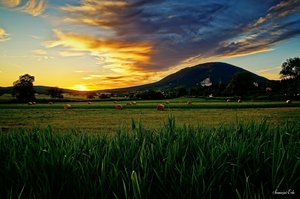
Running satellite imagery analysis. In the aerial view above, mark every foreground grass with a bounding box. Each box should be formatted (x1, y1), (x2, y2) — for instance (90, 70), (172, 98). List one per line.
(0, 118), (299, 199)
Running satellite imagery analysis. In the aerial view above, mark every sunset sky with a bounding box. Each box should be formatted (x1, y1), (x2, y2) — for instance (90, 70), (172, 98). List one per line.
(0, 0), (300, 91)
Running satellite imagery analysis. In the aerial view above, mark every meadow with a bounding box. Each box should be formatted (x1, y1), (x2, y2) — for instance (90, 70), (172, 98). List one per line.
(1, 98), (300, 131)
(0, 98), (299, 198)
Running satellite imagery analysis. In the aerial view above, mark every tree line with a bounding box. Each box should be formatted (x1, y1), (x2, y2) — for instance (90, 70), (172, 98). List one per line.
(11, 57), (300, 102)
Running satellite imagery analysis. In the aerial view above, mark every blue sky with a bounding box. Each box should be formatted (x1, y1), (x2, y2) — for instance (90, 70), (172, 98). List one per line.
(0, 0), (300, 90)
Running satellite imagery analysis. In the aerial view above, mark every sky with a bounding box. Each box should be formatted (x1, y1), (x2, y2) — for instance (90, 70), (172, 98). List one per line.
(0, 0), (300, 91)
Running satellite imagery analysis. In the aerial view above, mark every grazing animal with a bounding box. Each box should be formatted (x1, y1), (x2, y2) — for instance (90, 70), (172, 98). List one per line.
(157, 104), (165, 111)
(115, 104), (123, 110)
(227, 99), (231, 102)
(187, 101), (192, 105)
(88, 101), (92, 104)
(48, 102), (53, 104)
(126, 102), (132, 106)
(132, 101), (137, 105)
(64, 104), (71, 110)
(238, 99), (242, 103)
(32, 102), (36, 105)
(286, 100), (291, 104)
(28, 102), (33, 105)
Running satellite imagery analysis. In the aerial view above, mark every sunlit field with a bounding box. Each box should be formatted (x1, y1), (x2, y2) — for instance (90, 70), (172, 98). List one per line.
(0, 99), (299, 132)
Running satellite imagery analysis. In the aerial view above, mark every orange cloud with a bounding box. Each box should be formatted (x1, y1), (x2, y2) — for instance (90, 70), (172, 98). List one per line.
(46, 29), (153, 73)
(19, 0), (46, 16)
(73, 69), (163, 90)
(251, 0), (300, 29)
(60, 0), (128, 28)
(0, 0), (21, 7)
(218, 47), (273, 60)
(61, 0), (127, 12)
(89, 73), (155, 90)
(0, 0), (46, 16)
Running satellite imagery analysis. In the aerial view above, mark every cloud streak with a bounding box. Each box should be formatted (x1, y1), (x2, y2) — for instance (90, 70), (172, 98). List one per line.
(0, 0), (47, 16)
(0, 27), (10, 41)
(46, 29), (153, 74)
(214, 0), (300, 61)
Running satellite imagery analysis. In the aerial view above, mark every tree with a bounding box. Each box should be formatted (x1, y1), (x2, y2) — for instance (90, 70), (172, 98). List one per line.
(280, 57), (300, 80)
(177, 87), (187, 97)
(86, 92), (96, 99)
(280, 57), (300, 98)
(47, 87), (64, 99)
(226, 72), (254, 97)
(13, 74), (35, 102)
(135, 90), (165, 100)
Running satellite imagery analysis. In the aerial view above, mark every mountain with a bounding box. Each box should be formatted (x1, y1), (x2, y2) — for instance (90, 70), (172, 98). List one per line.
(0, 62), (269, 94)
(108, 62), (268, 92)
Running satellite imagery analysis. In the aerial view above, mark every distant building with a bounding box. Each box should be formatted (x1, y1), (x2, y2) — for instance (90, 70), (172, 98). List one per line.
(265, 87), (272, 92)
(200, 77), (212, 87)
(253, 82), (259, 87)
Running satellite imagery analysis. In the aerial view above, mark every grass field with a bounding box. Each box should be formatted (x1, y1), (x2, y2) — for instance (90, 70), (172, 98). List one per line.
(0, 118), (299, 198)
(0, 99), (299, 132)
(0, 99), (299, 198)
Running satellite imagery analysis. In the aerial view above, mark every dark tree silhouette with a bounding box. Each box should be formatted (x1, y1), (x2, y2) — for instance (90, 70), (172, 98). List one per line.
(177, 87), (188, 97)
(47, 87), (64, 99)
(86, 92), (96, 99)
(280, 57), (300, 98)
(135, 90), (165, 100)
(13, 74), (36, 102)
(280, 57), (300, 80)
(226, 72), (254, 97)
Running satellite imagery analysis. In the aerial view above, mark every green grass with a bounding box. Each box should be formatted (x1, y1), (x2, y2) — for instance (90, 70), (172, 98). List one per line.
(1, 100), (300, 109)
(0, 117), (299, 198)
(0, 106), (300, 132)
(0, 99), (299, 133)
